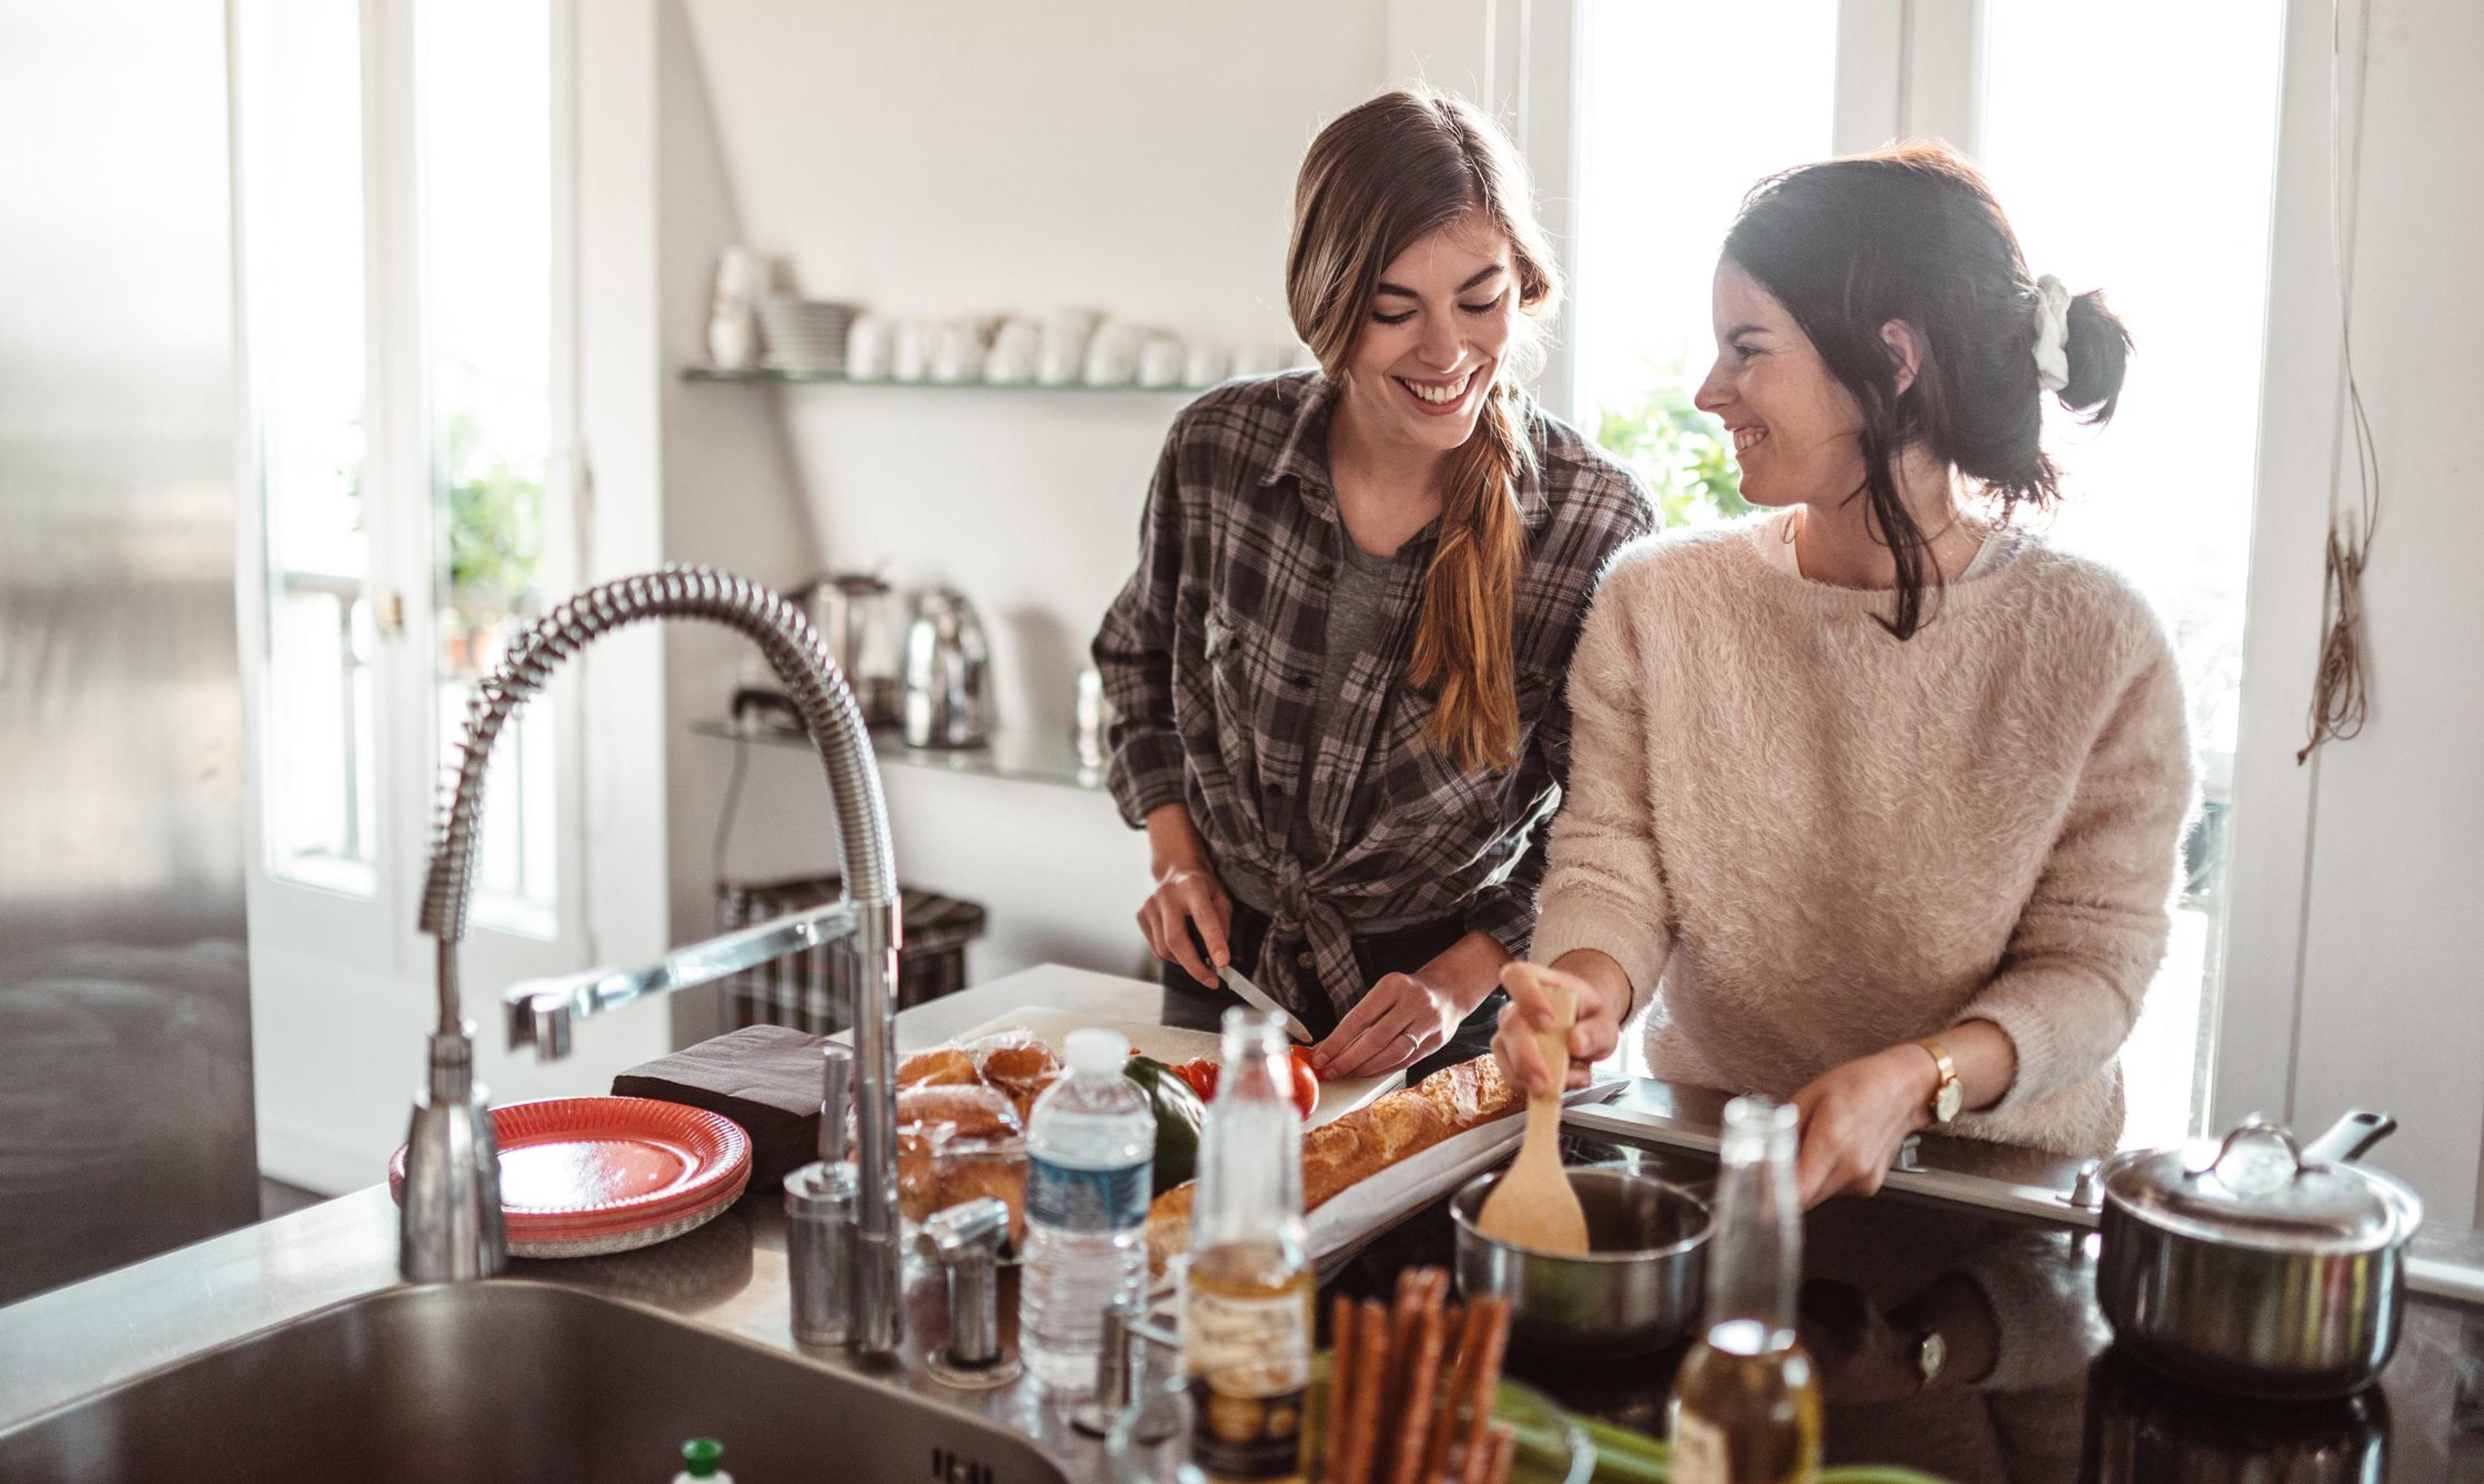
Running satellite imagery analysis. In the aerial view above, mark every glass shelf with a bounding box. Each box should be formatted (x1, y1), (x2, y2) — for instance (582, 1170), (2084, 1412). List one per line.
(690, 716), (1108, 794)
(681, 366), (1218, 393)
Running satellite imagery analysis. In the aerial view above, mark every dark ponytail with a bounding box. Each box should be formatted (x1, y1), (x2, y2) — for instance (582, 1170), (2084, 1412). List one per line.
(2060, 290), (2134, 420)
(1724, 142), (2135, 638)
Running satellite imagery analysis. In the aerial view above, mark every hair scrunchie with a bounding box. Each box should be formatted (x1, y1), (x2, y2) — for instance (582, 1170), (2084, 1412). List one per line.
(2031, 274), (2073, 392)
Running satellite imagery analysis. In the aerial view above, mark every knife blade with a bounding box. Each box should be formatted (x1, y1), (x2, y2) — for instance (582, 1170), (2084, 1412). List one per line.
(1219, 964), (1314, 1045)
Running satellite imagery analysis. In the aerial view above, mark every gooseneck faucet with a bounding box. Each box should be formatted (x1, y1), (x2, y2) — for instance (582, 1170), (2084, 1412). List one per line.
(398, 567), (906, 1356)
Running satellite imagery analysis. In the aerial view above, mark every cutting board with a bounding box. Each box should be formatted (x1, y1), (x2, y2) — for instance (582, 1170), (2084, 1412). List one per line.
(953, 1008), (1402, 1128)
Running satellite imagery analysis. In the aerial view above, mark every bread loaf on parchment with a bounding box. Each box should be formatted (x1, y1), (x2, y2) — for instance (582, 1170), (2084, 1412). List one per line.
(1144, 1054), (1514, 1272)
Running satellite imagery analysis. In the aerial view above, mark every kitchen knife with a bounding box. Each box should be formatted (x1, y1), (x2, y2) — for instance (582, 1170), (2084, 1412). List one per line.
(1219, 964), (1314, 1045)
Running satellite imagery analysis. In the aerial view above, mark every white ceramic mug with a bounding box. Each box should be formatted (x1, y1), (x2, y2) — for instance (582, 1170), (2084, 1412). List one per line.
(844, 314), (891, 380)
(889, 319), (928, 382)
(1137, 336), (1188, 389)
(1081, 322), (1142, 386)
(1181, 343), (1232, 388)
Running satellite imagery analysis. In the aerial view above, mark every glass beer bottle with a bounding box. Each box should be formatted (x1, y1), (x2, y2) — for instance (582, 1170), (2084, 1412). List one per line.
(1669, 1096), (1822, 1484)
(1181, 1008), (1313, 1484)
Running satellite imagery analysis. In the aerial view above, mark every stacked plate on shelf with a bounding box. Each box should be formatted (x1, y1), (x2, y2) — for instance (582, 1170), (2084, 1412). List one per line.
(388, 1095), (753, 1258)
(756, 296), (860, 374)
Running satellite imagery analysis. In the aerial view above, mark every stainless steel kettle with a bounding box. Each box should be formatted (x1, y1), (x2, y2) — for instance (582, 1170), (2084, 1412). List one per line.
(792, 571), (899, 726)
(901, 588), (989, 749)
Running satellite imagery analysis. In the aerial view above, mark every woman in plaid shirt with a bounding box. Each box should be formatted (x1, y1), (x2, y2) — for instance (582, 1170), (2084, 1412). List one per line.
(1091, 88), (1650, 1082)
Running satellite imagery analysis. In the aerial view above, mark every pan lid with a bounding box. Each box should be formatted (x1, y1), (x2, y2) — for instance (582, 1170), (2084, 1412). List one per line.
(2102, 1113), (2424, 1254)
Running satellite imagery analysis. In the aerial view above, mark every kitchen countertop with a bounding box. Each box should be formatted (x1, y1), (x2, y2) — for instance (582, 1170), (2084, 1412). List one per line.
(1338, 1129), (2484, 1481)
(7, 961), (2483, 1481)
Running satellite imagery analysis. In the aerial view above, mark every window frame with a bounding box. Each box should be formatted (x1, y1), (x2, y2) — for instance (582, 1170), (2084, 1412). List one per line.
(1502, 0), (2307, 1139)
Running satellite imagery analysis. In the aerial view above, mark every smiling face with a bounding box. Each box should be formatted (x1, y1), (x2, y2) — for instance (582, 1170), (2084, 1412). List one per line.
(1694, 257), (1869, 508)
(1336, 210), (1518, 457)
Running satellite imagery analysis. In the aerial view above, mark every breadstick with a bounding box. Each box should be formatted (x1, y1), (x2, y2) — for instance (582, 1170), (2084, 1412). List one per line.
(1383, 1269), (1426, 1416)
(1421, 1298), (1486, 1483)
(1456, 1300), (1513, 1484)
(1385, 1278), (1450, 1484)
(1326, 1294), (1360, 1482)
(1479, 1421), (1517, 1484)
(1339, 1297), (1392, 1484)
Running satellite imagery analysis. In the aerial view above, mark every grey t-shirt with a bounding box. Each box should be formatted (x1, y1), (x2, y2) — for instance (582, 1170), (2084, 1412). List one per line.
(1226, 534), (1410, 923)
(1288, 536), (1399, 859)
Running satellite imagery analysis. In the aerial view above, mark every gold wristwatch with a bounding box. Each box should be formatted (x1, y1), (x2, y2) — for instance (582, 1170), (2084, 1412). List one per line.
(1915, 1036), (1963, 1125)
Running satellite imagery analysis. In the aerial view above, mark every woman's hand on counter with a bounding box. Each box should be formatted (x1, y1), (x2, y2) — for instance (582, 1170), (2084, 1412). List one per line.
(1492, 952), (1630, 1096)
(1791, 1018), (2021, 1208)
(1138, 803), (1232, 988)
(1789, 1044), (1939, 1208)
(1313, 930), (1507, 1079)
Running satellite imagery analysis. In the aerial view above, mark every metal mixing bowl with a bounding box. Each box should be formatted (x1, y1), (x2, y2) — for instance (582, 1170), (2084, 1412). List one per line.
(1449, 1165), (1711, 1358)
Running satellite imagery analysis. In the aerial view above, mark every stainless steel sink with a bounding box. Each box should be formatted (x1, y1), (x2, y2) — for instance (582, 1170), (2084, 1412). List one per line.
(0, 1280), (1070, 1484)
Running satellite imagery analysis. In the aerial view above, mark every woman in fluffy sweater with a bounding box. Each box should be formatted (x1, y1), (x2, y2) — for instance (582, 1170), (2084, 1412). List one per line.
(1496, 145), (2194, 1210)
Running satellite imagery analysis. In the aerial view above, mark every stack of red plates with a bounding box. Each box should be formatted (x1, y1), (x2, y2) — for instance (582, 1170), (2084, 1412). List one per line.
(389, 1096), (752, 1258)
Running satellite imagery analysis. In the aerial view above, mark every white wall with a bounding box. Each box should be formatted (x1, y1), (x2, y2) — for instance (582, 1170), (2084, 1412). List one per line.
(655, 0), (1397, 1010)
(654, 0), (822, 1040)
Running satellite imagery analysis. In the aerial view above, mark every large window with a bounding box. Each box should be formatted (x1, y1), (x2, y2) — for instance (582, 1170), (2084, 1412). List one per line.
(420, 0), (562, 933)
(1571, 0), (1838, 529)
(1563, 1), (2285, 1144)
(1976, 2), (2285, 1144)
(239, 0), (565, 935)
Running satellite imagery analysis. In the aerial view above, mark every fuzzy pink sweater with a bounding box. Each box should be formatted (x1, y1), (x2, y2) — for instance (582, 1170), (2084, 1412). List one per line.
(1532, 523), (2194, 1155)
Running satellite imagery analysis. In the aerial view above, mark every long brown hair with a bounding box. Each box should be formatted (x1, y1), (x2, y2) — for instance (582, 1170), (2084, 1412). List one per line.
(1287, 87), (1561, 771)
(1725, 144), (2133, 638)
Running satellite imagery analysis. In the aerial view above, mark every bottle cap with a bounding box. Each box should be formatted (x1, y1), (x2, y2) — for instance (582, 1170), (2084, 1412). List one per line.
(1065, 1027), (1131, 1076)
(681, 1438), (723, 1478)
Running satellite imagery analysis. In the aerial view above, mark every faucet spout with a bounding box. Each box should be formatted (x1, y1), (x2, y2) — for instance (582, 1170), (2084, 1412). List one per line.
(401, 567), (906, 1356)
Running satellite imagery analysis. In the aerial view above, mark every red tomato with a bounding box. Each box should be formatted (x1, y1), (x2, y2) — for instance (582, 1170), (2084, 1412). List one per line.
(1172, 1055), (1314, 1117)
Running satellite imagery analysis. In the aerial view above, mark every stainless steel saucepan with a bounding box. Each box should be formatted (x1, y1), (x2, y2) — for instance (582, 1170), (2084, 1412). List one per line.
(2095, 1108), (2423, 1399)
(1450, 1164), (1710, 1358)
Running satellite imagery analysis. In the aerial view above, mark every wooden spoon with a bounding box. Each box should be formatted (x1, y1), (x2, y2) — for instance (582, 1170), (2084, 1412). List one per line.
(1473, 972), (1590, 1256)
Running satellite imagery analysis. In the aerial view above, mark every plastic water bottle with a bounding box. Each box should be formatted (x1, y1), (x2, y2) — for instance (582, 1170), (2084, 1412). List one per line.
(1020, 1028), (1156, 1396)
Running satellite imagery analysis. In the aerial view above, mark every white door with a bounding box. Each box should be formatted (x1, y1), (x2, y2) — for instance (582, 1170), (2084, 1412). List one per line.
(237, 0), (658, 1194)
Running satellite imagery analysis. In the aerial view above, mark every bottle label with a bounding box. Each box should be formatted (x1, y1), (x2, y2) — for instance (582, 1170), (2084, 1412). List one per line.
(1184, 1287), (1309, 1480)
(1187, 1373), (1307, 1481)
(1025, 1155), (1149, 1233)
(1671, 1408), (1729, 1484)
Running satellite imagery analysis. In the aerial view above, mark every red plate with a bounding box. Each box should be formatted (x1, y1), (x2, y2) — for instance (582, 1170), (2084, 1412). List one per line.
(389, 1097), (752, 1243)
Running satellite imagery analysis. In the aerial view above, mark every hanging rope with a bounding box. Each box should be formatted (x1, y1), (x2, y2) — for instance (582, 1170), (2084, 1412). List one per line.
(2300, 0), (2381, 765)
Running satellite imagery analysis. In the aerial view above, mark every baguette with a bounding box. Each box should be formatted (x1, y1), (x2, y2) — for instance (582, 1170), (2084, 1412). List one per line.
(1143, 1054), (1516, 1270)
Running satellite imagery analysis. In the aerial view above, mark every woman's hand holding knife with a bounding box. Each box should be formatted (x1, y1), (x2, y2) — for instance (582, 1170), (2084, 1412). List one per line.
(1138, 802), (1231, 988)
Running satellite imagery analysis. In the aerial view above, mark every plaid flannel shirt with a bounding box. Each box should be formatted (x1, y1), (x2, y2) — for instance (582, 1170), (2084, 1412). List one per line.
(1092, 372), (1652, 1016)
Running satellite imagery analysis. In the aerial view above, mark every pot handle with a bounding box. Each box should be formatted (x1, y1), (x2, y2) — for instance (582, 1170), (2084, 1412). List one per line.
(2301, 1108), (2397, 1166)
(2190, 1116), (2302, 1181)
